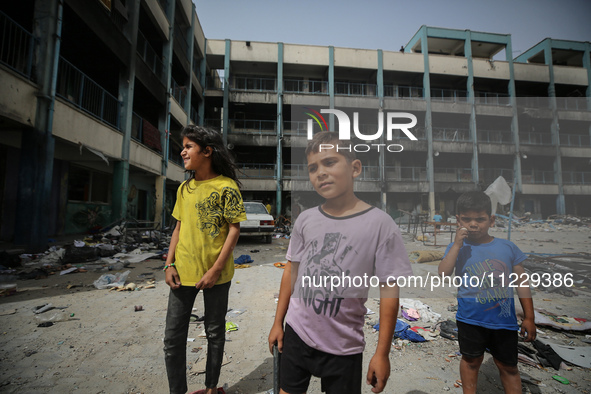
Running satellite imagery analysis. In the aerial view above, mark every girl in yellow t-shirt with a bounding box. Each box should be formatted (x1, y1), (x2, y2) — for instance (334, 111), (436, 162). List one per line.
(163, 126), (246, 394)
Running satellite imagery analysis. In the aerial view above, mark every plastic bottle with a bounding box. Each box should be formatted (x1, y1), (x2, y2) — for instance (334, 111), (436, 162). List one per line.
(35, 310), (72, 323)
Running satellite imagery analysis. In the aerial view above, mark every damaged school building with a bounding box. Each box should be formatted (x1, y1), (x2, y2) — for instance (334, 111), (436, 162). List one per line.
(0, 0), (590, 251)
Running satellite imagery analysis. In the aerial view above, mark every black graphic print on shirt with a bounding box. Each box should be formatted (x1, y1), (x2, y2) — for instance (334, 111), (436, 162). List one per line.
(196, 187), (245, 238)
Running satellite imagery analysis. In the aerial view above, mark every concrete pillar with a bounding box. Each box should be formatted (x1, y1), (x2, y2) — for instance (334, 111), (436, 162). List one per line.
(15, 0), (62, 251)
(198, 38), (207, 126)
(223, 39), (231, 144)
(154, 175), (165, 228)
(506, 38), (523, 194)
(112, 0), (140, 223)
(420, 27), (435, 217)
(465, 31), (479, 185)
(276, 42), (283, 216)
(328, 46), (335, 130)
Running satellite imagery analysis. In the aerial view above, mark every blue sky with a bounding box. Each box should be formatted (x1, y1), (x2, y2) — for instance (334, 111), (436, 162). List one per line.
(193, 0), (590, 57)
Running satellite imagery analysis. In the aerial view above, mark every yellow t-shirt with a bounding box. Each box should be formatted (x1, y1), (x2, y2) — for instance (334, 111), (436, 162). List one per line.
(172, 175), (247, 286)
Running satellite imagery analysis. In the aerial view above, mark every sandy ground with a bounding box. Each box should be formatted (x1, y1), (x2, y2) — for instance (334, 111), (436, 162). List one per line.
(1, 225), (590, 394)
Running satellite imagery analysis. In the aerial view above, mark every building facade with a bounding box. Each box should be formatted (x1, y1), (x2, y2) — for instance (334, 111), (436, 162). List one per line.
(1, 1), (590, 251)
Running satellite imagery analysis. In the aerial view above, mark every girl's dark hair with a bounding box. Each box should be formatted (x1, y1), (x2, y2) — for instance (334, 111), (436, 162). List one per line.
(180, 125), (242, 195)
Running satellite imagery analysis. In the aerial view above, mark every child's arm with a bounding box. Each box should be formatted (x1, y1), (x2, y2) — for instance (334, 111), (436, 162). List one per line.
(366, 284), (399, 393)
(164, 221), (182, 289)
(196, 222), (241, 289)
(268, 260), (293, 354)
(514, 262), (536, 342)
(438, 226), (467, 276)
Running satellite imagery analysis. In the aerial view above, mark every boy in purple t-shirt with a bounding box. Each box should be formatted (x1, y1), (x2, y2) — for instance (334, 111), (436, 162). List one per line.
(268, 132), (412, 394)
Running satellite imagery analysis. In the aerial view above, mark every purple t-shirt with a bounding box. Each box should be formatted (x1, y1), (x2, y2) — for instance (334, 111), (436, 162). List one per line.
(285, 206), (413, 355)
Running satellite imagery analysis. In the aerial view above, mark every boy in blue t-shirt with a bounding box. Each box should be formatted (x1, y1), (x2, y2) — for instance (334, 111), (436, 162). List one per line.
(439, 191), (535, 394)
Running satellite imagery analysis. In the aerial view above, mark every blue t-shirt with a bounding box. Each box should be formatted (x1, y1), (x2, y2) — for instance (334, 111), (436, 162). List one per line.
(443, 238), (527, 330)
(433, 214), (442, 222)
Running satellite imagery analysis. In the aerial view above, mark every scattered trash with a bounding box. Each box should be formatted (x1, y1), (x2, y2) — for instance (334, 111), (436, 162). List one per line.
(273, 262), (286, 269)
(531, 309), (591, 331)
(234, 255), (253, 265)
(93, 270), (131, 290)
(408, 250), (445, 263)
(134, 305), (143, 312)
(225, 322), (238, 332)
(552, 375), (570, 385)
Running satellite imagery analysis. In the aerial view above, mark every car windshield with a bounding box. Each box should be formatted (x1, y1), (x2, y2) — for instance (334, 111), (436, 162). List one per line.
(245, 203), (269, 214)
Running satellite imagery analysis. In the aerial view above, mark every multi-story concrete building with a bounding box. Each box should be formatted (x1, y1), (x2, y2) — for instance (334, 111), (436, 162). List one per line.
(1, 1), (590, 251)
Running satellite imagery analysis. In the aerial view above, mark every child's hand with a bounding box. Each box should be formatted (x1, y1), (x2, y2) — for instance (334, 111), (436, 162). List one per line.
(453, 226), (468, 246)
(195, 267), (222, 290)
(165, 266), (181, 289)
(268, 324), (284, 354)
(520, 318), (537, 342)
(366, 354), (390, 393)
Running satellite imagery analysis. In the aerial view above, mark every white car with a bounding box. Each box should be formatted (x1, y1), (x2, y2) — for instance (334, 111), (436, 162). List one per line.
(240, 202), (275, 243)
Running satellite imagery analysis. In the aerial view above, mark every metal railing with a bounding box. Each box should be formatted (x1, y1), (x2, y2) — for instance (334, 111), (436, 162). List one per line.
(434, 168), (473, 182)
(432, 127), (471, 142)
(237, 163), (276, 179)
(385, 166), (427, 181)
(384, 85), (424, 100)
(562, 171), (591, 185)
(479, 168), (514, 183)
(474, 91), (510, 106)
(284, 164), (308, 180)
(131, 112), (143, 142)
(0, 11), (36, 80)
(171, 78), (187, 109)
(230, 119), (276, 134)
(206, 74), (224, 90)
(232, 76), (276, 92)
(335, 82), (377, 97)
(559, 133), (591, 147)
(478, 129), (513, 144)
(556, 97), (589, 111)
(518, 97), (551, 108)
(137, 30), (165, 84)
(284, 121), (310, 136)
(284, 79), (328, 94)
(519, 132), (553, 145)
(190, 106), (199, 125)
(522, 170), (555, 184)
(431, 88), (468, 103)
(56, 57), (121, 129)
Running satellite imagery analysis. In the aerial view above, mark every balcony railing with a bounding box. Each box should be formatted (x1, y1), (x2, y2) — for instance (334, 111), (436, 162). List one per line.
(384, 85), (424, 100)
(0, 11), (36, 80)
(385, 166), (427, 181)
(518, 97), (550, 108)
(556, 97), (589, 111)
(232, 76), (276, 92)
(131, 112), (144, 142)
(230, 119), (276, 135)
(431, 88), (468, 103)
(335, 82), (377, 97)
(284, 164), (309, 180)
(190, 106), (199, 125)
(171, 78), (187, 109)
(562, 171), (591, 185)
(559, 133), (591, 147)
(479, 168), (514, 183)
(56, 57), (121, 129)
(519, 132), (553, 145)
(522, 170), (555, 184)
(432, 127), (471, 142)
(137, 30), (165, 84)
(474, 91), (510, 106)
(478, 129), (513, 144)
(434, 168), (473, 182)
(284, 79), (328, 95)
(237, 163), (276, 179)
(358, 166), (380, 181)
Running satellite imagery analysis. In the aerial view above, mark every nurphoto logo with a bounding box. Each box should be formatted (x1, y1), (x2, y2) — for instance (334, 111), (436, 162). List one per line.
(304, 108), (418, 153)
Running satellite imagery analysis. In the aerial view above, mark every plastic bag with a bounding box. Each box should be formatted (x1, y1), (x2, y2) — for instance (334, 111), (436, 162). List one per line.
(484, 176), (512, 216)
(93, 270), (131, 289)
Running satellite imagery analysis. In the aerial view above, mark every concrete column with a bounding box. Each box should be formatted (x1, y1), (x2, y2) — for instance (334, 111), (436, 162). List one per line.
(185, 8), (195, 122)
(154, 175), (165, 228)
(377, 49), (387, 211)
(465, 31), (479, 185)
(420, 27), (435, 217)
(506, 38), (523, 194)
(112, 0), (140, 223)
(15, 0), (62, 251)
(223, 39), (231, 144)
(198, 38), (207, 126)
(328, 46), (335, 130)
(544, 41), (565, 215)
(276, 42), (283, 216)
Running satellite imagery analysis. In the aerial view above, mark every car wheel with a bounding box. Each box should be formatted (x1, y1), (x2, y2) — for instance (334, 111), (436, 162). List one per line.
(265, 234), (273, 244)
